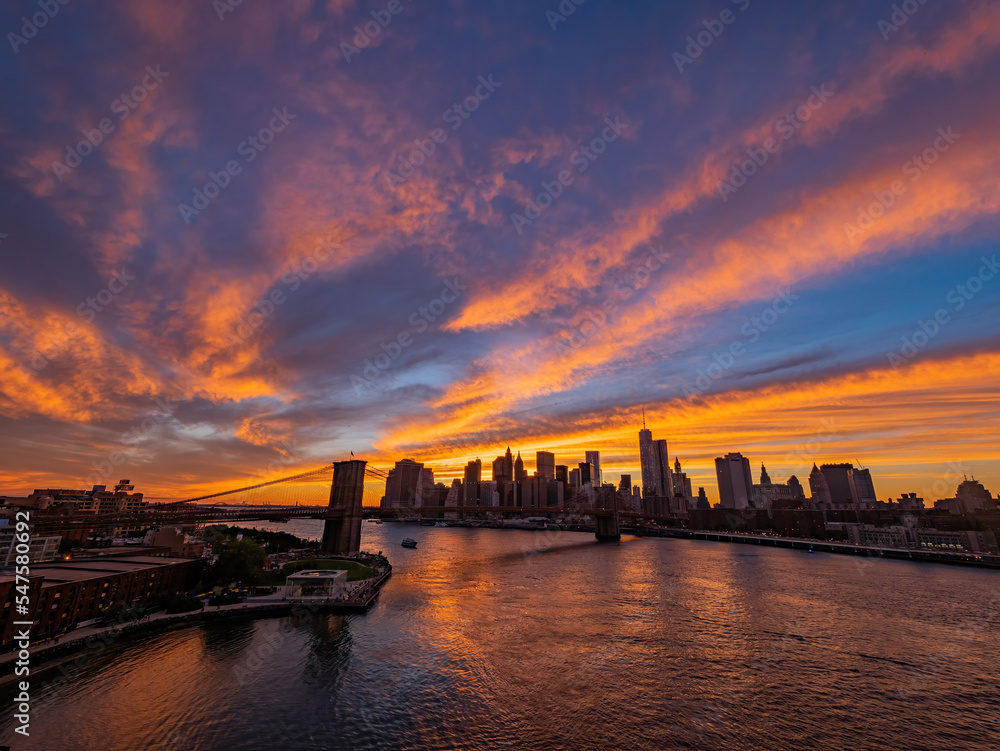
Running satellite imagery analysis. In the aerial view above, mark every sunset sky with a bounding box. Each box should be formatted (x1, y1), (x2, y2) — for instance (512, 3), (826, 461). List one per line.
(1, 0), (998, 503)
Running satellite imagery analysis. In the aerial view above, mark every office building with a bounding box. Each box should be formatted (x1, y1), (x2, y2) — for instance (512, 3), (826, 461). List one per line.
(715, 453), (754, 510)
(536, 452), (555, 481)
(585, 451), (601, 486)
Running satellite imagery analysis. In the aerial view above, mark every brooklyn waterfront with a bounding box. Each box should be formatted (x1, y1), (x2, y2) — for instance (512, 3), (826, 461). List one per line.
(3, 525), (998, 751)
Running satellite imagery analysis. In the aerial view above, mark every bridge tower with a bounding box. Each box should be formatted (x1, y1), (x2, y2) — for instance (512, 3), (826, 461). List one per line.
(594, 488), (621, 543)
(321, 460), (367, 555)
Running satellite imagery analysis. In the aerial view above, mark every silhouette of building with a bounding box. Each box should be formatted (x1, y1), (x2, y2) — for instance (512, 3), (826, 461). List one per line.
(464, 459), (482, 485)
(585, 451), (601, 486)
(715, 453), (753, 509)
(672, 457), (693, 501)
(752, 463), (802, 511)
(492, 446), (513, 483)
(638, 417), (673, 503)
(808, 463), (832, 507)
(383, 459), (429, 508)
(935, 478), (997, 514)
(536, 451), (555, 481)
(816, 463), (877, 508)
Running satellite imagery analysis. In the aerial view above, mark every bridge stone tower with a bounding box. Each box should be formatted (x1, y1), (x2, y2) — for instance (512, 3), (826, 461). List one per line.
(594, 486), (621, 543)
(322, 460), (367, 555)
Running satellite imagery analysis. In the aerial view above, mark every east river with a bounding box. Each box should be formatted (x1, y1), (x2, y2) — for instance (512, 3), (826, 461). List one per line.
(3, 524), (999, 750)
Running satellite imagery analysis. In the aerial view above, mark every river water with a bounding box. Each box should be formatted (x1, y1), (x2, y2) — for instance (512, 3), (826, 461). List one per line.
(3, 524), (999, 750)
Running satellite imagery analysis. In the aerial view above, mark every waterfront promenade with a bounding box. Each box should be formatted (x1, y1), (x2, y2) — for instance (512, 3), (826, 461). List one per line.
(640, 527), (1000, 568)
(0, 560), (392, 682)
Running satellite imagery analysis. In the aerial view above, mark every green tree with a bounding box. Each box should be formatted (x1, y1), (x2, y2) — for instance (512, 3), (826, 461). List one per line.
(204, 538), (267, 588)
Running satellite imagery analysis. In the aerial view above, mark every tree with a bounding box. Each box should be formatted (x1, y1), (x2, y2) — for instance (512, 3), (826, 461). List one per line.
(204, 538), (267, 588)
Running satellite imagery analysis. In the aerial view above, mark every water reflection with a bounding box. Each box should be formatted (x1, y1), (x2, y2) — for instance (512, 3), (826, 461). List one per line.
(1, 527), (999, 750)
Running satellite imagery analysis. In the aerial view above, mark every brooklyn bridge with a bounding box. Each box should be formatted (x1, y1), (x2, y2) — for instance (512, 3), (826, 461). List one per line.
(33, 460), (637, 551)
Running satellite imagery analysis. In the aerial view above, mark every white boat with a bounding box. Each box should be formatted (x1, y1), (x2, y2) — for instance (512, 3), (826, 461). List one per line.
(434, 522), (449, 527)
(401, 538), (417, 548)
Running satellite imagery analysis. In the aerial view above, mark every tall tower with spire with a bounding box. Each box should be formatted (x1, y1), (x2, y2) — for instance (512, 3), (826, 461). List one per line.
(492, 446), (514, 483)
(760, 463), (771, 485)
(638, 411), (673, 508)
(809, 463), (832, 506)
(514, 451), (526, 481)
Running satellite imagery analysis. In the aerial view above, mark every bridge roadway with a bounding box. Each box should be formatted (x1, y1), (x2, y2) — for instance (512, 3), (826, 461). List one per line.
(31, 503), (631, 534)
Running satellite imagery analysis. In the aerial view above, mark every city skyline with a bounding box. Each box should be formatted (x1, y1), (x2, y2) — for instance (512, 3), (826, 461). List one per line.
(1, 1), (998, 504)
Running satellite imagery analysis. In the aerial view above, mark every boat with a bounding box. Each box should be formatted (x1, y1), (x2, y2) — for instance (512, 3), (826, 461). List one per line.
(401, 538), (418, 548)
(434, 522), (449, 527)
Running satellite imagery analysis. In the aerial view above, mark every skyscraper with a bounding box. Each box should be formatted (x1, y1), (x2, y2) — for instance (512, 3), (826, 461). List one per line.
(585, 451), (601, 486)
(809, 463), (832, 506)
(638, 421), (672, 499)
(514, 451), (526, 481)
(462, 459), (481, 503)
(672, 456), (693, 500)
(492, 446), (513, 483)
(818, 463), (877, 507)
(464, 459), (482, 484)
(715, 453), (753, 509)
(536, 451), (555, 481)
(383, 459), (427, 508)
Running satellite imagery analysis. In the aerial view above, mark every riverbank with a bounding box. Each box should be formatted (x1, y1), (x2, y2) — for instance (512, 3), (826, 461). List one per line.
(0, 563), (392, 684)
(635, 527), (1000, 568)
